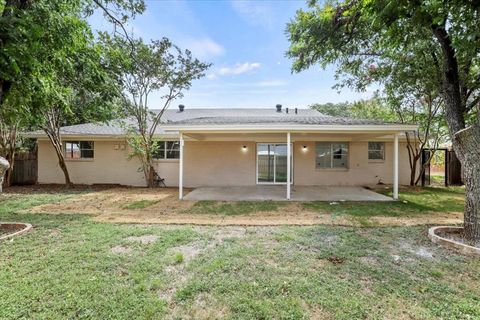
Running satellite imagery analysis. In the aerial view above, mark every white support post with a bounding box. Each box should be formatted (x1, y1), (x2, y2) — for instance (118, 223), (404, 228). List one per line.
(393, 133), (399, 200)
(287, 132), (291, 200)
(179, 132), (184, 200)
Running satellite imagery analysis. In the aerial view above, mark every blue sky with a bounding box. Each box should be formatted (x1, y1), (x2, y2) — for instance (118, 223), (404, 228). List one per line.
(93, 0), (375, 109)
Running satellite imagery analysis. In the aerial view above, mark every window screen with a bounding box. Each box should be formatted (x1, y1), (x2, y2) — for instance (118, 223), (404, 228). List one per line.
(64, 141), (94, 159)
(368, 142), (385, 160)
(316, 142), (348, 168)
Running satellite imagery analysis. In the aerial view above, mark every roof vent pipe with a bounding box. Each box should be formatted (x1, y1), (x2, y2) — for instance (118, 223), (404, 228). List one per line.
(276, 104), (282, 112)
(178, 104), (185, 112)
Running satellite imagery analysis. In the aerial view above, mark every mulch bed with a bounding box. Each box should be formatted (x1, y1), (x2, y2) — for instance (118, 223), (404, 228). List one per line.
(0, 223), (25, 237)
(436, 229), (480, 248)
(2, 184), (120, 195)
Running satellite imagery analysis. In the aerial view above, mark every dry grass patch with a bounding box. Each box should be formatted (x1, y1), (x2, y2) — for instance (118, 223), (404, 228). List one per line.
(17, 185), (465, 227)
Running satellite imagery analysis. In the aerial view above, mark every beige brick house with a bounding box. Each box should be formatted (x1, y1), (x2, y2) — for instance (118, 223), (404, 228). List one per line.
(28, 105), (417, 200)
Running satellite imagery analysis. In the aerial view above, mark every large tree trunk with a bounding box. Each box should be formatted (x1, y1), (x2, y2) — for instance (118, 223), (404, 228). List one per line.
(0, 156), (9, 193)
(51, 138), (72, 187)
(44, 130), (72, 187)
(432, 24), (479, 245)
(1, 125), (17, 188)
(3, 149), (15, 187)
(147, 165), (155, 188)
(453, 125), (480, 246)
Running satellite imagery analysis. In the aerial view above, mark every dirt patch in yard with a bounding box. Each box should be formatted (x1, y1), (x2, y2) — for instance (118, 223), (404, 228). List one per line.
(25, 187), (193, 215)
(111, 245), (132, 254)
(125, 235), (159, 244)
(21, 187), (463, 227)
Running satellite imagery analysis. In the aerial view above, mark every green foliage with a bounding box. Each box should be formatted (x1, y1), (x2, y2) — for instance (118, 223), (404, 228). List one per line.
(310, 101), (352, 117)
(287, 0), (475, 188)
(0, 0), (145, 110)
(311, 96), (398, 121)
(287, 0), (479, 124)
(173, 252), (184, 264)
(0, 0), (145, 185)
(105, 35), (210, 186)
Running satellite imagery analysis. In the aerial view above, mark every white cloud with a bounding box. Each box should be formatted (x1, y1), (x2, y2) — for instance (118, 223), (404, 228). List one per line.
(217, 62), (261, 76)
(183, 37), (225, 59)
(255, 80), (287, 87)
(231, 1), (274, 29)
(206, 73), (218, 80)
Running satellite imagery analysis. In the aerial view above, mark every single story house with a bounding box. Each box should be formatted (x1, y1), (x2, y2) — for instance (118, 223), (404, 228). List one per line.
(27, 105), (418, 200)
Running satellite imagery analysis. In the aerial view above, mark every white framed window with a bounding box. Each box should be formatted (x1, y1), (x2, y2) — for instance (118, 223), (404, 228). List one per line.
(315, 142), (349, 168)
(64, 141), (94, 159)
(368, 142), (385, 160)
(154, 141), (180, 160)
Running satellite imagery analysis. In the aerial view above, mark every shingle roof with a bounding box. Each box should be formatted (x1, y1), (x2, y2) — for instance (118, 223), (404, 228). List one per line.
(26, 108), (400, 137)
(165, 115), (392, 126)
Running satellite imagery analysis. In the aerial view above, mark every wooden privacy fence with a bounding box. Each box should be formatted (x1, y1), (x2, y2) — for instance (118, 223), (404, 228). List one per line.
(421, 148), (463, 187)
(12, 151), (37, 185)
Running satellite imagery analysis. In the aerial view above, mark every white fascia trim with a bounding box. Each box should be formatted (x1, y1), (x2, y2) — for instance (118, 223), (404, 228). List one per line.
(161, 124), (419, 133)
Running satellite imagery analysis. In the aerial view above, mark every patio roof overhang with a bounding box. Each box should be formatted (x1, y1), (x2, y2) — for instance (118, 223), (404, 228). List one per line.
(163, 123), (418, 142)
(175, 124), (415, 202)
(162, 123), (418, 134)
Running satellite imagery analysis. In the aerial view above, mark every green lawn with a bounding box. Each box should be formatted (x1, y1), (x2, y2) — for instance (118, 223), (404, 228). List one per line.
(1, 188), (479, 319)
(304, 186), (465, 217)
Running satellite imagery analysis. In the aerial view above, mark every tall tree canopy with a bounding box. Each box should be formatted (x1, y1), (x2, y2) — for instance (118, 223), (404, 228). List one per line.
(0, 0), (145, 189)
(287, 0), (480, 244)
(108, 35), (210, 187)
(0, 0), (144, 108)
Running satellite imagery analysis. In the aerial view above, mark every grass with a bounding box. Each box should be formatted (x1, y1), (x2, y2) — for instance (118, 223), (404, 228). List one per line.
(303, 186), (464, 218)
(123, 199), (159, 210)
(1, 187), (478, 319)
(184, 200), (286, 215)
(431, 174), (446, 185)
(173, 252), (185, 264)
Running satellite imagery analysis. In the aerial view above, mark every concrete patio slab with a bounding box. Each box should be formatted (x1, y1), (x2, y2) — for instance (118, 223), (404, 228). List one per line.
(183, 186), (393, 202)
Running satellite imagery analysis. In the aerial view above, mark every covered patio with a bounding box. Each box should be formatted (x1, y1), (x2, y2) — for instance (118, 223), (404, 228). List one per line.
(183, 185), (393, 201)
(161, 108), (418, 201)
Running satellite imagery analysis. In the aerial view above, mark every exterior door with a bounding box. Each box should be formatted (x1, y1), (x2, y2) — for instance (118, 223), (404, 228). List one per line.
(257, 143), (292, 184)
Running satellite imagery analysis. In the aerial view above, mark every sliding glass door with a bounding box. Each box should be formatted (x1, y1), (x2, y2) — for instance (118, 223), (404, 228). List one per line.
(257, 143), (292, 184)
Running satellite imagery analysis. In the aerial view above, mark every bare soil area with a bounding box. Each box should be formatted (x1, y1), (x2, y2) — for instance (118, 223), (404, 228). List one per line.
(18, 186), (463, 227)
(0, 223), (24, 236)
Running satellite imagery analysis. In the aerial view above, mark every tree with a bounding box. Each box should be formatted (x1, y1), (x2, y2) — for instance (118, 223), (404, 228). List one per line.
(310, 101), (352, 117)
(287, 0), (480, 245)
(109, 36), (210, 187)
(386, 85), (447, 186)
(312, 97), (399, 121)
(0, 0), (144, 107)
(0, 100), (23, 187)
(311, 96), (445, 185)
(34, 35), (121, 186)
(0, 0), (145, 187)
